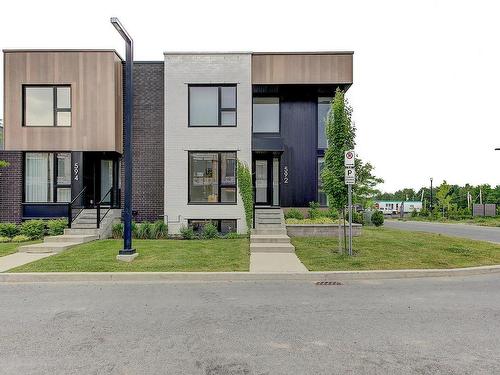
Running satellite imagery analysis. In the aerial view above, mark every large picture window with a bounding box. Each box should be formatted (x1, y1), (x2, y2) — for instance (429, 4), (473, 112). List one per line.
(317, 157), (328, 207)
(25, 152), (71, 203)
(23, 85), (71, 127)
(189, 152), (237, 204)
(318, 97), (332, 149)
(253, 97), (279, 133)
(189, 85), (237, 127)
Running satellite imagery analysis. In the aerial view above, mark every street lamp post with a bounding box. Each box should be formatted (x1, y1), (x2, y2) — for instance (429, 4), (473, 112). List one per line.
(429, 177), (433, 213)
(111, 18), (137, 261)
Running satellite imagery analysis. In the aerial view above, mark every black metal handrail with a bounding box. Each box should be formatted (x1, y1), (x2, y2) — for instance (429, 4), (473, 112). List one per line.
(96, 187), (114, 229)
(68, 186), (87, 229)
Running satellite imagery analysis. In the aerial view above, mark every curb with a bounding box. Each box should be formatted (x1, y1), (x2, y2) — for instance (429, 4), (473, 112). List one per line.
(1, 265), (500, 283)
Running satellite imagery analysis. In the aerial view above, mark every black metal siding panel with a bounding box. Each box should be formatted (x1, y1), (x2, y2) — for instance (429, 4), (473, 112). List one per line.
(280, 94), (317, 207)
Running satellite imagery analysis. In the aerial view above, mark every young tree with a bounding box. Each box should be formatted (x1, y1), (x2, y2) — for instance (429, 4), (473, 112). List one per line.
(353, 160), (384, 208)
(436, 180), (452, 215)
(322, 88), (355, 252)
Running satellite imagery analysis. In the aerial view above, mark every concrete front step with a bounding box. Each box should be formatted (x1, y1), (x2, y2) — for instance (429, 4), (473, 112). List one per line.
(18, 242), (81, 254)
(250, 242), (295, 253)
(250, 234), (291, 244)
(71, 223), (98, 229)
(64, 228), (99, 236)
(252, 228), (288, 236)
(44, 234), (99, 243)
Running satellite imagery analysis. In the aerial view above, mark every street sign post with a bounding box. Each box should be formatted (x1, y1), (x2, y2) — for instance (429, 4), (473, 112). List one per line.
(344, 150), (355, 256)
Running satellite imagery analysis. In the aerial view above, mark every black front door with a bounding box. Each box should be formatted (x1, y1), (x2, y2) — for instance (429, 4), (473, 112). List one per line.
(83, 152), (120, 208)
(253, 155), (280, 206)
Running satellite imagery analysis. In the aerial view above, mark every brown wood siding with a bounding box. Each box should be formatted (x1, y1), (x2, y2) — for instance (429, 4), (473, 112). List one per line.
(252, 53), (353, 85)
(3, 51), (123, 152)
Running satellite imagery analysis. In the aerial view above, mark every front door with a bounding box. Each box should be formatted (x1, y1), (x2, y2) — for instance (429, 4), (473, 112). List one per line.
(253, 155), (280, 206)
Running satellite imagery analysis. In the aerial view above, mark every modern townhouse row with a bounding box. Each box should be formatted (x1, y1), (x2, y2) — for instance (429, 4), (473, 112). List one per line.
(0, 49), (353, 234)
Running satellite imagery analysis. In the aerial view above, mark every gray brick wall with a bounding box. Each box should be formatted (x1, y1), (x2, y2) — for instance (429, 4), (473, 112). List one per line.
(0, 151), (23, 223)
(121, 62), (165, 222)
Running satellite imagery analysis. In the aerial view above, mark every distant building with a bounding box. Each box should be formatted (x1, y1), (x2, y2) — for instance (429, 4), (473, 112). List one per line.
(375, 200), (422, 214)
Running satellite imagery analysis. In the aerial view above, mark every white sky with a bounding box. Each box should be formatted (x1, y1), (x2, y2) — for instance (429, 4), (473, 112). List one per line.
(1, 0), (499, 192)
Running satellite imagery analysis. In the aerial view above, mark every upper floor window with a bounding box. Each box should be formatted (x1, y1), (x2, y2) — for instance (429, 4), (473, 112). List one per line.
(253, 97), (279, 133)
(23, 85), (71, 127)
(189, 85), (237, 127)
(318, 97), (332, 149)
(189, 151), (237, 204)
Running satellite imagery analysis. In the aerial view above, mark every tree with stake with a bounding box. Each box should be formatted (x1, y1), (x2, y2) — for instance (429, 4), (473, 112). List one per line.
(322, 88), (355, 253)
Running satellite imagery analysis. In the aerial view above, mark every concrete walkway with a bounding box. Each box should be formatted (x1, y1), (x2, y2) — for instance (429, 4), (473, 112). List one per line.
(0, 252), (54, 272)
(250, 253), (308, 273)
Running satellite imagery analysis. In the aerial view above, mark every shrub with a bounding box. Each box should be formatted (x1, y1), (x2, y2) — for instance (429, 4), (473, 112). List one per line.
(286, 217), (336, 224)
(284, 208), (304, 220)
(237, 160), (253, 233)
(151, 220), (168, 239)
(371, 210), (384, 227)
(112, 222), (123, 239)
(0, 223), (19, 238)
(325, 207), (339, 220)
(308, 201), (321, 219)
(223, 232), (241, 239)
(352, 211), (364, 225)
(202, 222), (219, 239)
(11, 235), (31, 243)
(0, 236), (11, 243)
(137, 221), (153, 239)
(20, 220), (46, 240)
(180, 225), (196, 240)
(131, 221), (138, 238)
(46, 219), (67, 236)
(410, 208), (418, 218)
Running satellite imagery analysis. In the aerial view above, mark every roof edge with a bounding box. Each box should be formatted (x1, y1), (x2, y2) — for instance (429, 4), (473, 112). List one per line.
(3, 49), (124, 60)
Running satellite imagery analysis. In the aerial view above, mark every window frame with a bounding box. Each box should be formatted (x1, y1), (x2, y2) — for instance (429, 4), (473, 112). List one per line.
(317, 156), (328, 207)
(188, 151), (237, 205)
(252, 96), (281, 134)
(187, 219), (237, 235)
(188, 84), (237, 127)
(317, 96), (332, 149)
(22, 85), (72, 127)
(23, 151), (72, 203)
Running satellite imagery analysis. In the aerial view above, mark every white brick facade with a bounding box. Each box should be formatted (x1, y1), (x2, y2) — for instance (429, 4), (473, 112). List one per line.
(164, 53), (252, 234)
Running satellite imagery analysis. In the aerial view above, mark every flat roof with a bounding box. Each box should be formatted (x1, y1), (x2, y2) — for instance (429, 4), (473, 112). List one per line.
(164, 51), (353, 56)
(3, 49), (123, 60)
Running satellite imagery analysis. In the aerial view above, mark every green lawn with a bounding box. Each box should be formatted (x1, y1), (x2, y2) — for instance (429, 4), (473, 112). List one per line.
(0, 241), (40, 257)
(293, 227), (500, 271)
(8, 239), (249, 272)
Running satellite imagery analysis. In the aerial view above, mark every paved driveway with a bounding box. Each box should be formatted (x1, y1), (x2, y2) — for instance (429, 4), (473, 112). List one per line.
(1, 276), (500, 374)
(385, 220), (500, 243)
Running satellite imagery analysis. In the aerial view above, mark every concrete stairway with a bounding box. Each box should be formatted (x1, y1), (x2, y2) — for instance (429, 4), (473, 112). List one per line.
(250, 208), (295, 253)
(18, 209), (121, 254)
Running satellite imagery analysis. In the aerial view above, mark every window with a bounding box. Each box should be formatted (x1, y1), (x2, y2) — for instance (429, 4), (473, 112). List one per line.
(25, 152), (71, 203)
(318, 97), (332, 149)
(23, 86), (71, 127)
(188, 219), (237, 235)
(253, 97), (279, 133)
(189, 85), (236, 126)
(317, 157), (328, 207)
(189, 152), (237, 203)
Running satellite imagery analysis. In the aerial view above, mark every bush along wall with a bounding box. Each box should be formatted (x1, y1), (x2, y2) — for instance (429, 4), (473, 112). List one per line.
(0, 219), (68, 242)
(237, 160), (253, 233)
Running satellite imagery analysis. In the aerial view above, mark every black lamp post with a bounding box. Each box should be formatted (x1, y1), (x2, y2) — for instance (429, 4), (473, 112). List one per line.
(111, 18), (136, 260)
(429, 177), (433, 213)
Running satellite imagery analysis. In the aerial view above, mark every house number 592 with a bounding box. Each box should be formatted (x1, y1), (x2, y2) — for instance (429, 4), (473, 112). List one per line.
(283, 166), (289, 184)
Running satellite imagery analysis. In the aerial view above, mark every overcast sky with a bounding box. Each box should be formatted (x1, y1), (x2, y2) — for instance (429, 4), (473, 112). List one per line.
(1, 0), (499, 192)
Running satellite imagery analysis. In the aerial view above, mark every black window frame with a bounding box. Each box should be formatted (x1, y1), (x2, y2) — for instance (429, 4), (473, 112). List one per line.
(188, 219), (237, 235)
(22, 85), (72, 127)
(188, 84), (237, 127)
(188, 151), (237, 205)
(252, 96), (281, 134)
(317, 96), (332, 150)
(317, 156), (328, 207)
(23, 151), (72, 203)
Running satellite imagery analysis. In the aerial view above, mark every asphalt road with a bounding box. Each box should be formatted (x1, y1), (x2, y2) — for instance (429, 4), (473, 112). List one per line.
(1, 276), (500, 374)
(385, 220), (500, 243)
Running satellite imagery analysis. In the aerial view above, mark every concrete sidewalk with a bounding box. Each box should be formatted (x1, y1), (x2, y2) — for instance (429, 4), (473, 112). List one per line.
(0, 252), (54, 272)
(250, 253), (308, 273)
